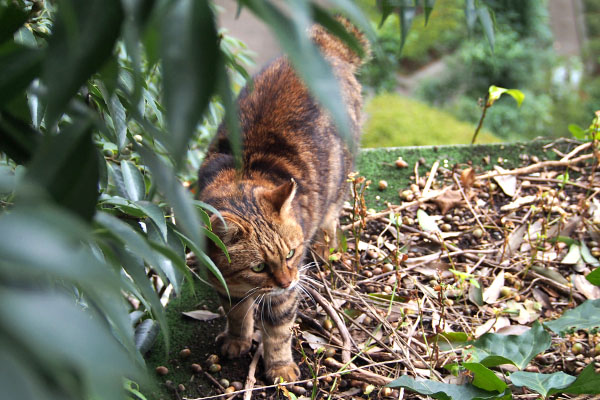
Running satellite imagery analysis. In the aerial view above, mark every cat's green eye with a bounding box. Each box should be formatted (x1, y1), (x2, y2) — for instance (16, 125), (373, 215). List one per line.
(286, 249), (295, 259)
(251, 263), (266, 273)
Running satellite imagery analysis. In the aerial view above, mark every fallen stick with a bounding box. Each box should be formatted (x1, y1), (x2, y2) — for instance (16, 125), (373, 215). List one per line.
(243, 344), (263, 400)
(476, 153), (594, 180)
(323, 356), (393, 386)
(305, 286), (353, 364)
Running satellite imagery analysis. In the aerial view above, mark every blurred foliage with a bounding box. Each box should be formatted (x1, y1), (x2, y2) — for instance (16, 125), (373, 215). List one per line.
(415, 1), (574, 141)
(359, 0), (465, 92)
(0, 0), (374, 398)
(362, 93), (499, 147)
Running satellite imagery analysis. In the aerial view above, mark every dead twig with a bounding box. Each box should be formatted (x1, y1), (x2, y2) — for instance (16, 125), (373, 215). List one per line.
(242, 344), (263, 400)
(323, 356), (394, 386)
(305, 286), (354, 364)
(476, 153), (594, 180)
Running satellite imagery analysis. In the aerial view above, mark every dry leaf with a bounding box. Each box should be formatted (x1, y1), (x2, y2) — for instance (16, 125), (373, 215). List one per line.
(500, 224), (527, 261)
(571, 274), (600, 300)
(432, 189), (464, 214)
(182, 310), (221, 321)
(500, 195), (537, 212)
(460, 167), (476, 189)
(301, 332), (328, 350)
(496, 324), (530, 336)
(483, 271), (505, 304)
(493, 166), (517, 197)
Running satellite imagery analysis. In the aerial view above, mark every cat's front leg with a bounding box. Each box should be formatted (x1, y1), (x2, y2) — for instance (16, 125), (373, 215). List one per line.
(260, 293), (300, 382)
(217, 295), (255, 358)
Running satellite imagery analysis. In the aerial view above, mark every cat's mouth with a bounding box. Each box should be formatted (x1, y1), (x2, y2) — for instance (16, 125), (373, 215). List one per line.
(269, 279), (298, 296)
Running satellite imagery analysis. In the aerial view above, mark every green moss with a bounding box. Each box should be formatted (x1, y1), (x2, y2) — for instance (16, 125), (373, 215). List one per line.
(355, 139), (558, 209)
(362, 94), (499, 148)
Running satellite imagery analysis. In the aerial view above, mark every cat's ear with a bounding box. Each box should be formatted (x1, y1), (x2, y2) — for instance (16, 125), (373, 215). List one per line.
(210, 212), (245, 244)
(262, 178), (297, 215)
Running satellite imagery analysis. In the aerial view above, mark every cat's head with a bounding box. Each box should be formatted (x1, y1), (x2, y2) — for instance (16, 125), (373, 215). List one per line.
(207, 179), (305, 298)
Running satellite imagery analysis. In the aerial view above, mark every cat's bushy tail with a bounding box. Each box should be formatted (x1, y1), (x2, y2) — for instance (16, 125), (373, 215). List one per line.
(310, 16), (371, 69)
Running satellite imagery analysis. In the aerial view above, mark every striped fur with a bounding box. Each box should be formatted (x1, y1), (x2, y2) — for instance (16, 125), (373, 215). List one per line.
(198, 19), (369, 383)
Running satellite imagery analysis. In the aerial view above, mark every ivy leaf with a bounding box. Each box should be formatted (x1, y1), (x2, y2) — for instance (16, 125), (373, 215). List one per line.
(468, 321), (551, 370)
(463, 363), (507, 393)
(563, 363), (600, 395)
(510, 371), (576, 398)
(587, 268), (600, 287)
(544, 299), (600, 335)
(386, 376), (508, 399)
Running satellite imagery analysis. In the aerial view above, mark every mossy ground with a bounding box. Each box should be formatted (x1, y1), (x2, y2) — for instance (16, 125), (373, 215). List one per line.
(355, 139), (558, 209)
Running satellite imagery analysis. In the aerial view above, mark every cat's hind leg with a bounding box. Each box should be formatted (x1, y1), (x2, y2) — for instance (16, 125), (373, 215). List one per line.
(217, 295), (255, 358)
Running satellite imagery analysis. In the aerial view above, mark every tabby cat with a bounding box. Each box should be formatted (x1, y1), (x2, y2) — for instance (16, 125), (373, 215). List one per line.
(197, 20), (369, 382)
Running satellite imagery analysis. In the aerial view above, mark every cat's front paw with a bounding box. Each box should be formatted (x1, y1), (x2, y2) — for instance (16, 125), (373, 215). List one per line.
(216, 332), (252, 358)
(265, 362), (300, 383)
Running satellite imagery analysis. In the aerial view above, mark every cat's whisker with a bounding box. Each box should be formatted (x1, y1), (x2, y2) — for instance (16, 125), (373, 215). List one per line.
(296, 283), (317, 309)
(227, 287), (260, 316)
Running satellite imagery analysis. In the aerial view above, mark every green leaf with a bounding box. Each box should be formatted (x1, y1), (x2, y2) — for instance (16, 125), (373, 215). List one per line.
(0, 287), (143, 400)
(432, 331), (469, 352)
(161, 0), (219, 165)
(0, 42), (43, 107)
(488, 85), (524, 107)
(43, 0), (124, 126)
(25, 118), (99, 220)
(94, 211), (164, 276)
(563, 363), (600, 395)
(386, 376), (506, 399)
(134, 319), (160, 354)
(544, 299), (600, 335)
(137, 145), (203, 251)
(176, 230), (228, 298)
(587, 267), (600, 286)
(423, 0), (436, 25)
(108, 92), (128, 152)
(0, 109), (41, 164)
(202, 226), (230, 263)
(121, 161), (146, 201)
(136, 200), (167, 241)
(398, 1), (417, 53)
(463, 363), (507, 393)
(378, 0), (394, 28)
(146, 221), (188, 295)
(111, 246), (169, 350)
(568, 124), (586, 139)
(476, 6), (495, 52)
(310, 4), (364, 58)
(468, 321), (551, 370)
(510, 371), (576, 398)
(0, 2), (29, 44)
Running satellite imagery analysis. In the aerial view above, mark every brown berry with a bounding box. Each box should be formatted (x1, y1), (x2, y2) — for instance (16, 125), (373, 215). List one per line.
(179, 348), (191, 358)
(191, 363), (202, 373)
(155, 366), (169, 376)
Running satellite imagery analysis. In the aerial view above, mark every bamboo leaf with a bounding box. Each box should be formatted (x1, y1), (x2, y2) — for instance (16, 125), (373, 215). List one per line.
(120, 161), (146, 202)
(43, 0), (124, 126)
(161, 0), (219, 165)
